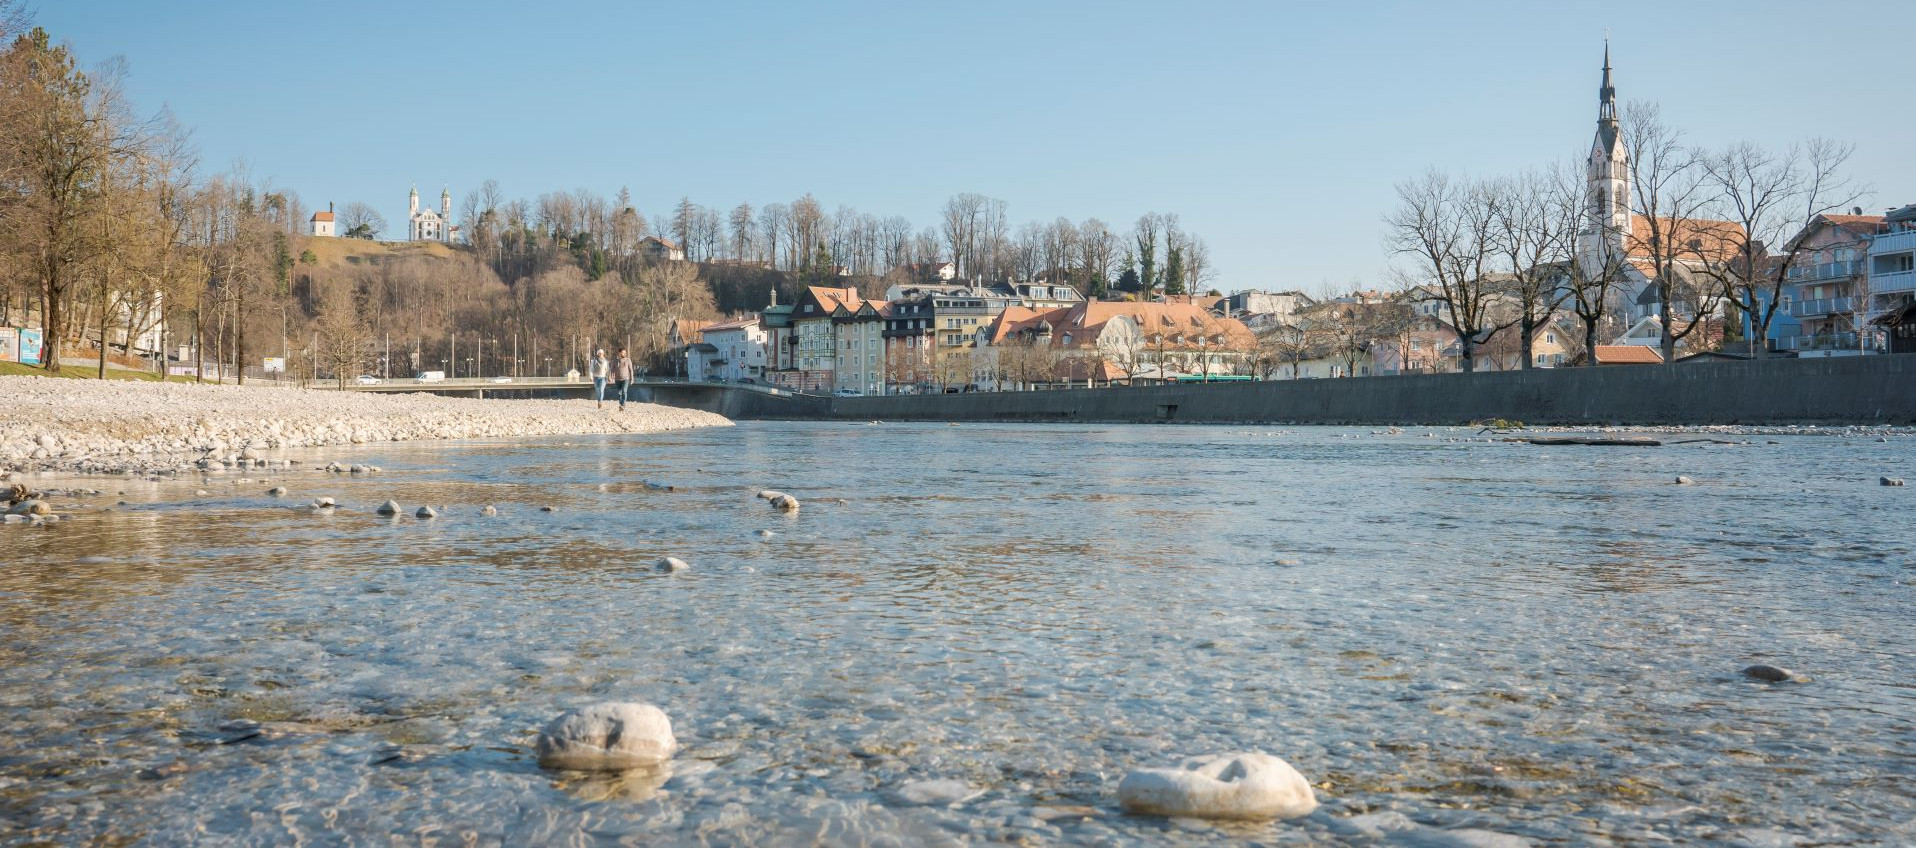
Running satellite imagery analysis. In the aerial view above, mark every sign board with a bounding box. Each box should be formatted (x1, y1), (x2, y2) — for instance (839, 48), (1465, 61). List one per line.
(262, 357), (286, 373)
(0, 328), (17, 363)
(17, 328), (42, 366)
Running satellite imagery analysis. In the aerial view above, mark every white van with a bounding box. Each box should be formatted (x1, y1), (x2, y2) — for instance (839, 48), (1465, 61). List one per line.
(415, 370), (446, 383)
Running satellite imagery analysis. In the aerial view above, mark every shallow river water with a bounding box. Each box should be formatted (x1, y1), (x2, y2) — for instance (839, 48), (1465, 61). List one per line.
(2, 422), (1912, 846)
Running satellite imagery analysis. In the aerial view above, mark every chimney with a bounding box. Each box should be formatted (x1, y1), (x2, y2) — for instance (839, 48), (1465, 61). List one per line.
(329, 201), (334, 213)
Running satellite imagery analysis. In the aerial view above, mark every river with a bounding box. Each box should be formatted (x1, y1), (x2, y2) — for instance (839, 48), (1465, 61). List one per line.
(2, 422), (1911, 845)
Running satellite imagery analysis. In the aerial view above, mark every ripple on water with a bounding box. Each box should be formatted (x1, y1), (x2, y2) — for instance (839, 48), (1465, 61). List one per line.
(0, 422), (1911, 845)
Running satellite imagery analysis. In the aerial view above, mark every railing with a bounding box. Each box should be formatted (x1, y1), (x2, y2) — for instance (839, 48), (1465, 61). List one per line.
(1868, 228), (1916, 254)
(1780, 332), (1870, 352)
(1871, 269), (1916, 294)
(1791, 296), (1856, 318)
(1786, 259), (1865, 282)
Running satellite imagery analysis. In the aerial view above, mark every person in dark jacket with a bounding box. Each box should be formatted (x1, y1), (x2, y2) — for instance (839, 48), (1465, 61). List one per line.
(612, 348), (635, 411)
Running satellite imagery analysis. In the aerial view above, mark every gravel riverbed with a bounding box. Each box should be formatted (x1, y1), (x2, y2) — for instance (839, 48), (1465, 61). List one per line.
(0, 376), (731, 476)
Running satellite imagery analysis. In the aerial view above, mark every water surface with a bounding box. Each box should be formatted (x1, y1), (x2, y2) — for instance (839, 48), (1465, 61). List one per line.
(2, 422), (1912, 845)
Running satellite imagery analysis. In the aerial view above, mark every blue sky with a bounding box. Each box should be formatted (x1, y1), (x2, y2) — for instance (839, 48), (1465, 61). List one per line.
(38, 0), (1916, 293)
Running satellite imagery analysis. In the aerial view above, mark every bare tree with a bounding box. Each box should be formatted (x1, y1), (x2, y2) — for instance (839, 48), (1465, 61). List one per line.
(1486, 169), (1575, 368)
(1621, 102), (1725, 364)
(1697, 139), (1861, 357)
(338, 201), (386, 240)
(1385, 170), (1507, 372)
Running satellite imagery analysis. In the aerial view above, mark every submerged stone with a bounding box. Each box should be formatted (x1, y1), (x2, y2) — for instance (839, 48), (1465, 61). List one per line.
(1118, 752), (1317, 821)
(536, 702), (676, 771)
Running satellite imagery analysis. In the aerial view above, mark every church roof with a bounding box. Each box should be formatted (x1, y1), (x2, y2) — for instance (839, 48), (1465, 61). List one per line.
(310, 211), (334, 222)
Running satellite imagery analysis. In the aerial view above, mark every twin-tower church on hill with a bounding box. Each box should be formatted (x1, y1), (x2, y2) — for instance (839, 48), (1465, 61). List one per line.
(306, 185), (455, 242)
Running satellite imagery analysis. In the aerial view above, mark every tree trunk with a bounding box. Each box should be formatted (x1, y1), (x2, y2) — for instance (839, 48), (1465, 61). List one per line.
(41, 261), (64, 375)
(1518, 318), (1536, 370)
(1583, 317), (1600, 366)
(236, 289), (247, 385)
(98, 284), (111, 380)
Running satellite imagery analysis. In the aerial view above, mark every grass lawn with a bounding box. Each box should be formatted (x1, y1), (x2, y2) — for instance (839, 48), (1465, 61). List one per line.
(0, 360), (193, 382)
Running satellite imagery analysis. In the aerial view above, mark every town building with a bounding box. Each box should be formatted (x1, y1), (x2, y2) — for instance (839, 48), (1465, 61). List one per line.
(1865, 204), (1916, 348)
(667, 319), (712, 378)
(687, 315), (766, 382)
(409, 185), (453, 242)
(761, 289), (798, 384)
(984, 300), (1256, 386)
(881, 292), (937, 394)
(786, 285), (861, 392)
(640, 236), (686, 262)
(309, 203), (335, 238)
(833, 298), (888, 395)
(1781, 212), (1885, 356)
(1221, 290), (1314, 329)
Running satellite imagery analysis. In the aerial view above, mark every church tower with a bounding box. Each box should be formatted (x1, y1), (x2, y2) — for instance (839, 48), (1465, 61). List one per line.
(409, 184), (420, 218)
(440, 186), (452, 241)
(1578, 42), (1631, 278)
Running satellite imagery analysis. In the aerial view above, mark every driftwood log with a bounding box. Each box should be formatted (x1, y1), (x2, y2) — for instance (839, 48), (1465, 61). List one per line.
(1528, 437), (1663, 447)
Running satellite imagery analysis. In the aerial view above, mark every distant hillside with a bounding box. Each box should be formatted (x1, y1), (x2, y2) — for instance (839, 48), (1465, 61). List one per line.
(296, 237), (466, 270)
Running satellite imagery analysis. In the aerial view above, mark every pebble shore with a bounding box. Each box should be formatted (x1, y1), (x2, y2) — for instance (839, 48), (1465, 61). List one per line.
(0, 376), (731, 476)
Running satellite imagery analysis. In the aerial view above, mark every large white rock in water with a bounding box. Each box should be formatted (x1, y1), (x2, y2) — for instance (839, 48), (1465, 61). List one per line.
(1118, 752), (1318, 821)
(536, 702), (677, 770)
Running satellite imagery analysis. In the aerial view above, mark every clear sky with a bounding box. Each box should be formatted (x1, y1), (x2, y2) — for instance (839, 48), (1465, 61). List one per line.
(37, 0), (1916, 293)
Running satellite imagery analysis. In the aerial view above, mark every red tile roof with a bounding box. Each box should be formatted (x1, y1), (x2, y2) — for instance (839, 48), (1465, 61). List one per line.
(1593, 344), (1663, 364)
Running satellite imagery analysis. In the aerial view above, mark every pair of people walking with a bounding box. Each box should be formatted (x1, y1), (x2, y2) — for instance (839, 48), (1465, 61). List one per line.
(587, 348), (635, 411)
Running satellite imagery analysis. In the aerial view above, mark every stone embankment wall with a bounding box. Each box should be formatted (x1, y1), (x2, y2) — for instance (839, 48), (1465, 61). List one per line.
(816, 355), (1916, 425)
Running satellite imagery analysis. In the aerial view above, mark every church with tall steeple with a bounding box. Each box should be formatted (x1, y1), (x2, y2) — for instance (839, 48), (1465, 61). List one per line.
(1577, 42), (1631, 281)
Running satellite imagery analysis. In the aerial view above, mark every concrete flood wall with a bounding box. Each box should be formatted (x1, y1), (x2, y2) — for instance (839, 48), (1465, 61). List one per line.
(633, 384), (832, 420)
(817, 355), (1916, 426)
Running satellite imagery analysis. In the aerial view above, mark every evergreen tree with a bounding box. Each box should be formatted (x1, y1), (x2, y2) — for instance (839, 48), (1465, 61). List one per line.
(1164, 245), (1186, 296)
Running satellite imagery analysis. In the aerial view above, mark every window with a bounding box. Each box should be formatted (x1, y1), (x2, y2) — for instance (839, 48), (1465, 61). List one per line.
(1545, 332), (1556, 344)
(804, 305), (814, 313)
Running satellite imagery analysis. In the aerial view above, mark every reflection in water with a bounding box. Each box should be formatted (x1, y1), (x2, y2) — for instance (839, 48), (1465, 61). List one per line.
(0, 423), (1911, 845)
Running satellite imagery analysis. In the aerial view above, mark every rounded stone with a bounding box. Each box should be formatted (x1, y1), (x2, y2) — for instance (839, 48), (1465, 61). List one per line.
(267, 486), (288, 497)
(312, 497), (336, 509)
(1117, 752), (1318, 821)
(755, 489), (785, 501)
(376, 500), (401, 516)
(535, 702), (677, 770)
(656, 557), (690, 573)
(415, 505), (437, 519)
(771, 494), (800, 512)
(1742, 663), (1794, 682)
(1675, 475), (1695, 485)
(481, 505), (498, 516)
(1881, 476), (1906, 487)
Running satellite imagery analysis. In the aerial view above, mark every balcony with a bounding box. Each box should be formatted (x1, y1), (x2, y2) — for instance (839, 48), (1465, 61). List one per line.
(1780, 332), (1879, 352)
(1872, 269), (1916, 294)
(1791, 296), (1856, 318)
(1786, 259), (1865, 282)
(1868, 228), (1916, 255)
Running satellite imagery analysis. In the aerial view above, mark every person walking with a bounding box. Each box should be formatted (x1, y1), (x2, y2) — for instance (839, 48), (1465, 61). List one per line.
(589, 349), (609, 408)
(613, 347), (635, 411)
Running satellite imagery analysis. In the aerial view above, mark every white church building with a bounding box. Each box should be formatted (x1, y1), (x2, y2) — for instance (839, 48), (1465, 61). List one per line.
(409, 185), (455, 242)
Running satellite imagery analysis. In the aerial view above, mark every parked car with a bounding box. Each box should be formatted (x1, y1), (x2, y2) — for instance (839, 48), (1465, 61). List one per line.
(354, 375), (383, 385)
(738, 377), (757, 384)
(833, 388), (862, 397)
(415, 371), (445, 383)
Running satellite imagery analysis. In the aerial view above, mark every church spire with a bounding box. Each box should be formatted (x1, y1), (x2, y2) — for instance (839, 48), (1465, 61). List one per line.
(1598, 40), (1617, 124)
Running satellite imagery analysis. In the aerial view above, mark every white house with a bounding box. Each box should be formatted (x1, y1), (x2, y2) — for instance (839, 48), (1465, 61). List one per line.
(309, 203), (336, 238)
(688, 316), (768, 382)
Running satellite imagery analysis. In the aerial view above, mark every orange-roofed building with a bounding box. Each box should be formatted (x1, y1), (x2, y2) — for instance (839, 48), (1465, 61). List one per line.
(981, 299), (1257, 387)
(309, 204), (336, 238)
(1581, 344), (1663, 365)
